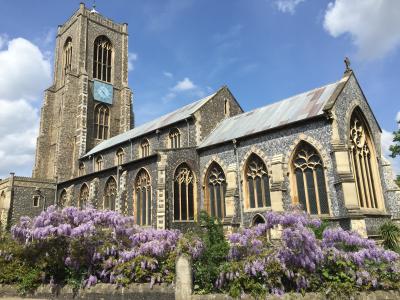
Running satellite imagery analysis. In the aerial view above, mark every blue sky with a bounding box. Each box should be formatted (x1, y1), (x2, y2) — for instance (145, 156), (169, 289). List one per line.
(0, 0), (399, 177)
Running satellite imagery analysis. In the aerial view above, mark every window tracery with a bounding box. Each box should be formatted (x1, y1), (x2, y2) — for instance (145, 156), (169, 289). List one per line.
(349, 113), (379, 209)
(174, 164), (195, 221)
(79, 184), (89, 209)
(104, 177), (117, 210)
(245, 155), (271, 209)
(135, 169), (152, 226)
(141, 139), (150, 158)
(94, 104), (110, 140)
(93, 36), (112, 82)
(169, 128), (181, 149)
(205, 163), (226, 219)
(116, 148), (124, 165)
(292, 143), (329, 215)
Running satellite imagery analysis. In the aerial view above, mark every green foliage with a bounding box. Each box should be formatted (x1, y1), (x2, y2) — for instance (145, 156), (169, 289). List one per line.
(395, 175), (400, 188)
(389, 124), (400, 158)
(192, 211), (229, 294)
(380, 221), (400, 252)
(310, 219), (330, 240)
(17, 268), (41, 295)
(315, 252), (357, 299)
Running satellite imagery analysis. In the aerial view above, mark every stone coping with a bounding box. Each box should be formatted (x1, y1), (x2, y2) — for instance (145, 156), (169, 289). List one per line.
(1, 284), (399, 300)
(0, 283), (174, 300)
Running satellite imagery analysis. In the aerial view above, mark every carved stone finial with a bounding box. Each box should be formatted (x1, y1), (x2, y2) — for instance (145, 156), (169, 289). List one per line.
(344, 57), (352, 73)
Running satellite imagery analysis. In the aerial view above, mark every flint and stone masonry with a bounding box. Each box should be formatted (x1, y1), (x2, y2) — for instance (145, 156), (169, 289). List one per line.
(1, 3), (399, 237)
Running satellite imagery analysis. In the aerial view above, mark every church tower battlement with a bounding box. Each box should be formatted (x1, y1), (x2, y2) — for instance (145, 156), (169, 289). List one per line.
(33, 3), (133, 182)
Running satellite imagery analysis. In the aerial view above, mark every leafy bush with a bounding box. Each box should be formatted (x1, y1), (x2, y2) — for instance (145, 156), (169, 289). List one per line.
(214, 208), (400, 297)
(191, 211), (229, 294)
(5, 206), (203, 293)
(379, 220), (400, 252)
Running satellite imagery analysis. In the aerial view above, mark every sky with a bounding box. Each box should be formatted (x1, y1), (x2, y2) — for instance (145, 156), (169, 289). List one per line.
(0, 0), (399, 178)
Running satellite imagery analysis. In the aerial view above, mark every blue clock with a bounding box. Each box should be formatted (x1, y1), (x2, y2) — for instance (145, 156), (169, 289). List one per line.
(93, 80), (113, 104)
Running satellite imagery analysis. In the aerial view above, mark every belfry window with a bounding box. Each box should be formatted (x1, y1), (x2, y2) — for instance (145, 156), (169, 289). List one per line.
(95, 155), (103, 172)
(169, 128), (181, 149)
(135, 169), (152, 226)
(104, 177), (117, 210)
(62, 37), (72, 81)
(141, 139), (150, 158)
(94, 104), (110, 140)
(245, 154), (271, 209)
(116, 148), (124, 165)
(292, 142), (329, 215)
(79, 184), (89, 209)
(205, 163), (226, 219)
(174, 164), (195, 221)
(349, 111), (380, 209)
(93, 36), (112, 82)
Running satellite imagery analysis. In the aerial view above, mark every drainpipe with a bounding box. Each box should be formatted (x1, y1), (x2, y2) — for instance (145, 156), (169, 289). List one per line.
(233, 139), (244, 227)
(130, 139), (133, 161)
(54, 176), (58, 206)
(185, 118), (190, 147)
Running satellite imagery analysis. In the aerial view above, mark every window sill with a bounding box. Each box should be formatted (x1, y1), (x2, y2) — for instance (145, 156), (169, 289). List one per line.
(172, 220), (196, 223)
(243, 207), (272, 213)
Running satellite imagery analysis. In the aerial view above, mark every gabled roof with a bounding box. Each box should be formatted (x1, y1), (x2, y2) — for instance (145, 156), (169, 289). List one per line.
(198, 76), (348, 149)
(83, 91), (217, 158)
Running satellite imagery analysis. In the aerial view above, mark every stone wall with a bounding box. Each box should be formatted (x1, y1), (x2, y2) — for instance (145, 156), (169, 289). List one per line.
(198, 118), (336, 227)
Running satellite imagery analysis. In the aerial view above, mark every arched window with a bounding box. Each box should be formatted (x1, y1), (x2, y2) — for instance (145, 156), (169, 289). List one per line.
(95, 155), (103, 172)
(104, 177), (117, 210)
(349, 110), (381, 209)
(141, 139), (150, 158)
(252, 214), (266, 226)
(174, 163), (195, 221)
(79, 184), (89, 209)
(63, 37), (72, 81)
(205, 163), (226, 219)
(78, 162), (85, 176)
(224, 99), (230, 116)
(59, 189), (68, 208)
(292, 142), (329, 215)
(93, 36), (112, 82)
(135, 169), (152, 226)
(116, 148), (124, 165)
(245, 154), (271, 209)
(169, 128), (181, 149)
(94, 104), (110, 140)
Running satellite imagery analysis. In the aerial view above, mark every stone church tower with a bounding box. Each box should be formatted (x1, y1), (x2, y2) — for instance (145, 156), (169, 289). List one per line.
(33, 3), (133, 182)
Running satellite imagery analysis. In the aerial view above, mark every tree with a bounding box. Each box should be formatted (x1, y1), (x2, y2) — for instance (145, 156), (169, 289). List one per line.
(389, 121), (400, 158)
(396, 175), (400, 188)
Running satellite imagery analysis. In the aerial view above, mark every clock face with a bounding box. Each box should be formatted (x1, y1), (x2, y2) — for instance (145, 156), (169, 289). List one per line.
(93, 80), (113, 104)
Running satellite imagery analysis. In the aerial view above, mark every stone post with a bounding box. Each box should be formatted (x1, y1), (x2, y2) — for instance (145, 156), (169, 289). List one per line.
(156, 153), (167, 229)
(116, 170), (127, 214)
(175, 255), (192, 300)
(270, 154), (285, 212)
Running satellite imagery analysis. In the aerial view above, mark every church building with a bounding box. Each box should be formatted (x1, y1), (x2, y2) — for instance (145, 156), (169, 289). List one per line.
(1, 4), (399, 236)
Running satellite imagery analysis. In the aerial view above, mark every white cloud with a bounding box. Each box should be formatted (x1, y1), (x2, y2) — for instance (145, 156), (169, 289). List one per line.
(0, 37), (51, 101)
(0, 99), (39, 178)
(274, 0), (305, 14)
(162, 77), (205, 103)
(396, 111), (400, 123)
(382, 129), (400, 175)
(324, 0), (400, 60)
(128, 52), (138, 72)
(0, 37), (50, 178)
(171, 77), (196, 92)
(163, 71), (173, 78)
